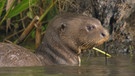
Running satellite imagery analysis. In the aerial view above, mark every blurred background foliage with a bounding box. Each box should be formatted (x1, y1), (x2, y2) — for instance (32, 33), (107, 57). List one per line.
(0, 0), (60, 49)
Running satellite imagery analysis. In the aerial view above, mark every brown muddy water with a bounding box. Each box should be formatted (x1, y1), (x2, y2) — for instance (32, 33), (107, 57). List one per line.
(0, 55), (135, 76)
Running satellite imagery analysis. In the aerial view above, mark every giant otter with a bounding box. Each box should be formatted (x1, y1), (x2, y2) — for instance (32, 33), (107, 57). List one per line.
(0, 14), (109, 67)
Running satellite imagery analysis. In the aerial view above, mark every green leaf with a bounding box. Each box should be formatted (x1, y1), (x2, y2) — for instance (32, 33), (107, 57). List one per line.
(7, 0), (37, 18)
(0, 0), (6, 16)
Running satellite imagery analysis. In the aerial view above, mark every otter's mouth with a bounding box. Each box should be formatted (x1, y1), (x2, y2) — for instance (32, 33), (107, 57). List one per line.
(79, 38), (109, 54)
(96, 36), (109, 46)
(78, 43), (96, 54)
(81, 45), (95, 50)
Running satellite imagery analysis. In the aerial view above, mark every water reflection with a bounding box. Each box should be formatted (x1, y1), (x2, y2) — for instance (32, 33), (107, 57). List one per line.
(0, 55), (135, 76)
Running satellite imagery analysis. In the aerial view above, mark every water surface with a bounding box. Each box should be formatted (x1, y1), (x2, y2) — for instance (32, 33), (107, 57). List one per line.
(0, 55), (135, 76)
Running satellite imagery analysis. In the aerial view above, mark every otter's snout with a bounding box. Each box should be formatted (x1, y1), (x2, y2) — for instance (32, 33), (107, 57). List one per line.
(100, 32), (106, 37)
(100, 29), (109, 38)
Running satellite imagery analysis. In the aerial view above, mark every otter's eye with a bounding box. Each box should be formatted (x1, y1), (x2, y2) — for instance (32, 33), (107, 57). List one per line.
(60, 23), (67, 32)
(61, 23), (66, 29)
(86, 25), (95, 31)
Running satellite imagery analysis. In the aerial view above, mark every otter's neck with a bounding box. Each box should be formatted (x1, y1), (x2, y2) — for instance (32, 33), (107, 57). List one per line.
(35, 35), (80, 66)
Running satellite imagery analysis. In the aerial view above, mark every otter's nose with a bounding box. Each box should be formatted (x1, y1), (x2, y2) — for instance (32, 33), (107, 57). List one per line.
(100, 30), (109, 38)
(101, 32), (106, 37)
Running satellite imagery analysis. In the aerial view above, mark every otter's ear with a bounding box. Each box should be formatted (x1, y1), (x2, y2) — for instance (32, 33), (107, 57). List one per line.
(60, 23), (66, 32)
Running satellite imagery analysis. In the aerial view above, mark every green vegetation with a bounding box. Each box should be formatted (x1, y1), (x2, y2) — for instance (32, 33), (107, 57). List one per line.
(0, 0), (58, 47)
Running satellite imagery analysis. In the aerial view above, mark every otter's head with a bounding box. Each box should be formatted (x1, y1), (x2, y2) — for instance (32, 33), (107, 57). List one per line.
(45, 14), (109, 54)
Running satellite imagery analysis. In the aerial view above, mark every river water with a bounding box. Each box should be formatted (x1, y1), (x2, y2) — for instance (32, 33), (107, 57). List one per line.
(0, 54), (135, 76)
